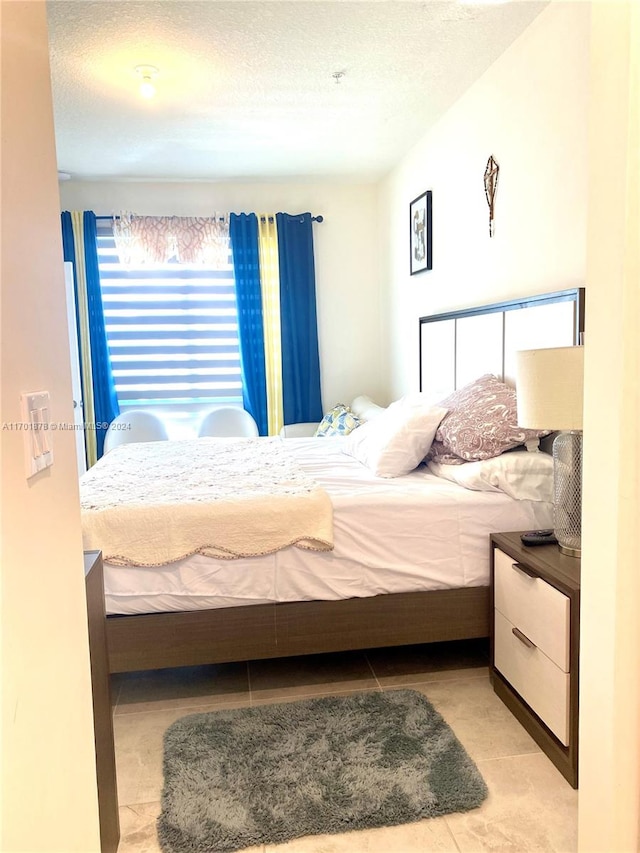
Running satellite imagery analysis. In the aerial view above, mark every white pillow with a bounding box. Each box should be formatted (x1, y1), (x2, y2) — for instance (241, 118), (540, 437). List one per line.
(427, 450), (554, 502)
(343, 401), (448, 478)
(350, 395), (386, 423)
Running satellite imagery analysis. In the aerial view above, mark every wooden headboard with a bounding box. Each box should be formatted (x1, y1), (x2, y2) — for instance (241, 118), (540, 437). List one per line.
(419, 288), (585, 401)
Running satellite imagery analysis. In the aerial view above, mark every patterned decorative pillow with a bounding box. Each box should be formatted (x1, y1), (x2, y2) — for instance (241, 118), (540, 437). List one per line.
(430, 374), (549, 463)
(314, 404), (362, 437)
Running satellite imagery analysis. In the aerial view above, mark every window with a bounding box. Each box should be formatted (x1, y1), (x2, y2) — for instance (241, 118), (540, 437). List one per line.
(96, 219), (242, 437)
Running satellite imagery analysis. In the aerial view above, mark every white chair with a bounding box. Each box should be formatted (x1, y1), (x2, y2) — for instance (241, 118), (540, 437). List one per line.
(197, 407), (259, 438)
(198, 406), (258, 438)
(104, 410), (169, 453)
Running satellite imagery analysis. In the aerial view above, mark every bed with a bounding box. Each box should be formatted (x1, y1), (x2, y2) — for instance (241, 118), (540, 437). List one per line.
(94, 288), (584, 673)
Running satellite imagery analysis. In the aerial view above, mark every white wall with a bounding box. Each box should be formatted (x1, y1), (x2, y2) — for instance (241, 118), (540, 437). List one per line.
(378, 1), (590, 398)
(0, 2), (101, 850)
(59, 180), (384, 410)
(579, 2), (640, 849)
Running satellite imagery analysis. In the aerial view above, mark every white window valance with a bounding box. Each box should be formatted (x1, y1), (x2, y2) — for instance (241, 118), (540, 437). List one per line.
(112, 213), (230, 266)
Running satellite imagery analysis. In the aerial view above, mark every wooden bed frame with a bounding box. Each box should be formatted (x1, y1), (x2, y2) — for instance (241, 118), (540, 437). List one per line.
(107, 587), (490, 672)
(105, 288), (585, 674)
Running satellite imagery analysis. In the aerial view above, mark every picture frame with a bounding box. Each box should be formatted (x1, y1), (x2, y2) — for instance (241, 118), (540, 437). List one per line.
(409, 190), (432, 275)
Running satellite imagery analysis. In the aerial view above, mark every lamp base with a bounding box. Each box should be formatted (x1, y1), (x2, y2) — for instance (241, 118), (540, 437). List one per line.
(553, 430), (582, 559)
(558, 543), (581, 558)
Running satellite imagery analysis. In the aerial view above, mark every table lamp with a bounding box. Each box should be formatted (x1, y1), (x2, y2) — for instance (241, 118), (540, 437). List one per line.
(515, 346), (584, 557)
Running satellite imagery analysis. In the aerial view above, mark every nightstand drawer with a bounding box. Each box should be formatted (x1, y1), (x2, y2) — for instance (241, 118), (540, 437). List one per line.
(494, 548), (570, 671)
(494, 609), (570, 745)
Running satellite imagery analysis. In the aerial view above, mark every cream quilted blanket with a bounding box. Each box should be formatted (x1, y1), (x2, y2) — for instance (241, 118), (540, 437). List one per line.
(80, 437), (333, 566)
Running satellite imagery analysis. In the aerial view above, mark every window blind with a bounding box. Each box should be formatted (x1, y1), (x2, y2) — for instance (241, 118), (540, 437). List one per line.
(96, 220), (242, 427)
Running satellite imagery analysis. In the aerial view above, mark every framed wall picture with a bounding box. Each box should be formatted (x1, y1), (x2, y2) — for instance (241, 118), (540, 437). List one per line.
(409, 190), (432, 275)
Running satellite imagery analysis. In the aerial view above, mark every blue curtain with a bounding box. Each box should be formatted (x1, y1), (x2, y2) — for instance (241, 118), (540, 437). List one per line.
(229, 213), (268, 435)
(276, 213), (323, 425)
(61, 211), (119, 461)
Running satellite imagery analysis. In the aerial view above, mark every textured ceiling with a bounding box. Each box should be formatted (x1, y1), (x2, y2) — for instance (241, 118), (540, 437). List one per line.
(47, 0), (546, 182)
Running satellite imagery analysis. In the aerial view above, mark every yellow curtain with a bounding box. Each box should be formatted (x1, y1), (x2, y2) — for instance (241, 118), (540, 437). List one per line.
(70, 211), (98, 466)
(257, 215), (283, 436)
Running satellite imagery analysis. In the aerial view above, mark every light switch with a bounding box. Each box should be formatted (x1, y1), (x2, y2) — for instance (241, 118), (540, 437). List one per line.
(21, 391), (54, 478)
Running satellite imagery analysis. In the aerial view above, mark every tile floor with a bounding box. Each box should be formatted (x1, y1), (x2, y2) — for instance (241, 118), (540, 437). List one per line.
(113, 639), (578, 852)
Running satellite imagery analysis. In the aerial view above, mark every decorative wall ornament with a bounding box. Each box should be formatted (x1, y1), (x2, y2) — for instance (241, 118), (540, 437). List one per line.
(483, 156), (499, 237)
(409, 190), (433, 275)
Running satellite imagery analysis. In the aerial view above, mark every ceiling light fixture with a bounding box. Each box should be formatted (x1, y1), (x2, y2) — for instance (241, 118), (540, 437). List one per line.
(332, 71), (345, 85)
(135, 65), (158, 98)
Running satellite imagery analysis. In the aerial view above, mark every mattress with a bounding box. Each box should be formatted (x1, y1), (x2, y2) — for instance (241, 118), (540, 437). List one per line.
(102, 437), (553, 615)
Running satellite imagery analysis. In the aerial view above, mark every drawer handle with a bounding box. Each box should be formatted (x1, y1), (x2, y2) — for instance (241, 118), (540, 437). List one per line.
(512, 626), (536, 649)
(512, 561), (538, 579)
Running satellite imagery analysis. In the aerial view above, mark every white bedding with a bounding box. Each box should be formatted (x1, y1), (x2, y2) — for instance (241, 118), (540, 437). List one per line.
(103, 437), (553, 615)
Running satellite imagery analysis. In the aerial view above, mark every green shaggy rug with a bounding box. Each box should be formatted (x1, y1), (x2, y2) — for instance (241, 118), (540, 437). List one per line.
(158, 689), (487, 853)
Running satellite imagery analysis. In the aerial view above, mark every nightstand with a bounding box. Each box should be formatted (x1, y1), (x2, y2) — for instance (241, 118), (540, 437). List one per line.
(490, 532), (580, 788)
(85, 551), (120, 852)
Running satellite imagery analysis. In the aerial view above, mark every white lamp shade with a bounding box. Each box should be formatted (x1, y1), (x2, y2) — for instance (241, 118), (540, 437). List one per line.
(516, 346), (584, 430)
